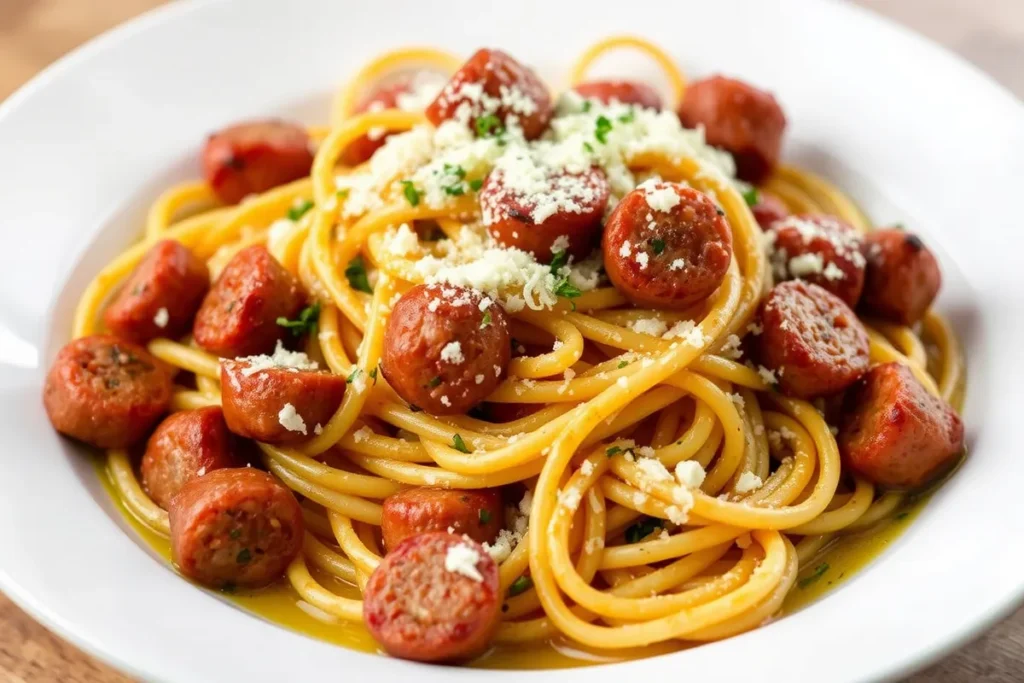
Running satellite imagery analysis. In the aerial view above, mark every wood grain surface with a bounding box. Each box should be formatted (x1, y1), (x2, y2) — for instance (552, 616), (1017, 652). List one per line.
(1, 0), (1021, 680)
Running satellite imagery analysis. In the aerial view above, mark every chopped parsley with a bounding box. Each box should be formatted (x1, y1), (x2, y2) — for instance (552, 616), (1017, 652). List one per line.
(469, 178), (484, 191)
(443, 184), (465, 196)
(276, 301), (321, 337)
(478, 509), (492, 524)
(428, 376), (442, 387)
(798, 562), (830, 589)
(553, 277), (582, 310)
(741, 187), (759, 207)
(452, 433), (471, 453)
(287, 199), (314, 221)
(583, 141), (595, 154)
(346, 368), (361, 383)
(508, 576), (533, 597)
(400, 180), (421, 206)
(618, 108), (636, 124)
(624, 517), (663, 544)
(650, 238), (666, 255)
(594, 115), (613, 144)
(369, 367), (378, 385)
(475, 114), (505, 138)
(480, 310), (492, 328)
(236, 548), (252, 564)
(336, 188), (350, 200)
(444, 163), (466, 179)
(618, 360), (629, 369)
(606, 446), (622, 457)
(581, 100), (593, 113)
(549, 249), (569, 274)
(344, 255), (373, 293)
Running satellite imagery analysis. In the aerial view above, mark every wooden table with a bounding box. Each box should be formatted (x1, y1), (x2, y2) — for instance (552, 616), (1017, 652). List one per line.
(2, 0), (1022, 680)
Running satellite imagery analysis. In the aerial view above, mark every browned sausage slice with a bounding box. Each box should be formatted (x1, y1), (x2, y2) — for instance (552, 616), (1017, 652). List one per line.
(103, 240), (210, 344)
(573, 80), (663, 109)
(141, 407), (243, 510)
(839, 362), (964, 488)
(363, 532), (501, 662)
(860, 228), (942, 325)
(678, 76), (786, 183)
(381, 488), (503, 551)
(381, 284), (510, 415)
(749, 190), (789, 230)
(193, 245), (306, 358)
(602, 182), (733, 309)
(765, 214), (866, 308)
(43, 335), (172, 449)
(340, 77), (445, 166)
(758, 280), (870, 398)
(426, 49), (553, 140)
(480, 165), (610, 261)
(169, 468), (304, 589)
(202, 120), (314, 205)
(220, 353), (346, 444)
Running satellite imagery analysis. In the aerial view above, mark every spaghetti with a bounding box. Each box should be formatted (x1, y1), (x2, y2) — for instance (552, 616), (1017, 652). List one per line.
(60, 36), (964, 667)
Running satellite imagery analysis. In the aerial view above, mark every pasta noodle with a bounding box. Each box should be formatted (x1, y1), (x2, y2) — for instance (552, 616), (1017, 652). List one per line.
(72, 35), (964, 667)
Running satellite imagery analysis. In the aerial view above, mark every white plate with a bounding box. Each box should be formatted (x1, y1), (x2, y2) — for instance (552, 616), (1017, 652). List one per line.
(2, 0), (1023, 681)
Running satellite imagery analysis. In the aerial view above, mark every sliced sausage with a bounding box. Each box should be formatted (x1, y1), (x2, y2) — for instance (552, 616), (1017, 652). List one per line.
(141, 407), (243, 510)
(839, 362), (964, 489)
(678, 76), (786, 184)
(765, 214), (866, 308)
(193, 245), (306, 358)
(340, 81), (418, 167)
(219, 355), (346, 444)
(480, 164), (610, 261)
(573, 80), (662, 109)
(860, 228), (942, 325)
(381, 488), (503, 551)
(758, 280), (870, 398)
(103, 240), (210, 344)
(169, 468), (303, 589)
(363, 532), (501, 662)
(202, 119), (314, 205)
(426, 49), (553, 140)
(43, 335), (172, 449)
(602, 182), (733, 309)
(749, 190), (789, 230)
(381, 284), (511, 415)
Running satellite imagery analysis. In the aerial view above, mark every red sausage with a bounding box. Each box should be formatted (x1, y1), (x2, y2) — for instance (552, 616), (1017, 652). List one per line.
(169, 468), (303, 589)
(381, 284), (511, 415)
(860, 228), (942, 325)
(341, 81), (414, 167)
(749, 190), (789, 230)
(765, 215), (866, 308)
(480, 165), (610, 261)
(602, 182), (733, 309)
(381, 488), (503, 551)
(202, 120), (314, 205)
(43, 335), (172, 449)
(103, 240), (210, 344)
(220, 356), (346, 444)
(363, 532), (501, 662)
(678, 76), (786, 184)
(573, 80), (663, 109)
(839, 362), (964, 488)
(758, 280), (870, 398)
(426, 49), (553, 140)
(141, 407), (243, 510)
(193, 246), (306, 358)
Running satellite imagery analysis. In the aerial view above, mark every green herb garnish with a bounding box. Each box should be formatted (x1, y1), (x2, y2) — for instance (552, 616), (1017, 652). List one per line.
(475, 114), (505, 138)
(594, 115), (613, 144)
(287, 199), (314, 221)
(428, 376), (442, 387)
(276, 301), (321, 336)
(444, 184), (465, 196)
(452, 433), (471, 453)
(469, 178), (484, 191)
(444, 163), (466, 179)
(508, 576), (533, 597)
(236, 548), (252, 564)
(606, 446), (622, 457)
(583, 141), (595, 153)
(798, 562), (830, 588)
(650, 238), (666, 255)
(480, 310), (492, 328)
(618, 360), (629, 369)
(346, 368), (361, 383)
(400, 180), (421, 206)
(344, 255), (373, 293)
(369, 367), (378, 385)
(624, 518), (663, 544)
(741, 188), (759, 207)
(618, 108), (635, 124)
(478, 509), (492, 524)
(549, 249), (569, 274)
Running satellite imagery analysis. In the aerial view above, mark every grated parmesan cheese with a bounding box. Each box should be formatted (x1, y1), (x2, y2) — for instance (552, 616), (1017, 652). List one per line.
(440, 341), (465, 365)
(233, 341), (319, 377)
(444, 543), (484, 582)
(277, 403), (307, 435)
(734, 471), (764, 494)
(153, 307), (169, 329)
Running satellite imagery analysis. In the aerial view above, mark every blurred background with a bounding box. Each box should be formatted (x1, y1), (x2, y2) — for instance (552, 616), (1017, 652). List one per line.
(0, 0), (1021, 681)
